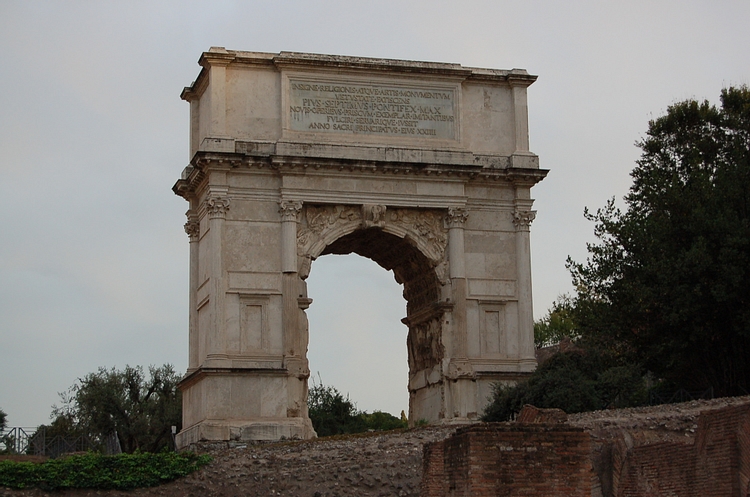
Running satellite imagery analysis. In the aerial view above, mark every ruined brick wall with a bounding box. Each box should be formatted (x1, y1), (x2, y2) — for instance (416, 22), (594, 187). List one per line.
(615, 404), (750, 496)
(421, 439), (446, 497)
(421, 403), (750, 497)
(421, 424), (591, 497)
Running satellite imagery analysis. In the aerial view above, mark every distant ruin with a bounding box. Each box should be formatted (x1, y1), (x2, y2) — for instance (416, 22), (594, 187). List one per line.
(173, 48), (546, 447)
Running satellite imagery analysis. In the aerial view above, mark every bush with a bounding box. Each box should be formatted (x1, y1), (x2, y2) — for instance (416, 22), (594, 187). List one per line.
(481, 349), (648, 421)
(308, 382), (363, 437)
(0, 451), (211, 491)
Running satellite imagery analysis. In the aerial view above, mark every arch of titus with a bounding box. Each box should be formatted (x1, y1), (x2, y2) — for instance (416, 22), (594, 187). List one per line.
(172, 48), (547, 447)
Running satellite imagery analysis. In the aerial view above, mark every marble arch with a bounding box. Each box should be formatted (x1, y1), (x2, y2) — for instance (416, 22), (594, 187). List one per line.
(172, 48), (547, 447)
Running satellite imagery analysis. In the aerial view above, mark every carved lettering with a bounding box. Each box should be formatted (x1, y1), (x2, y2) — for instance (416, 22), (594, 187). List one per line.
(289, 79), (456, 139)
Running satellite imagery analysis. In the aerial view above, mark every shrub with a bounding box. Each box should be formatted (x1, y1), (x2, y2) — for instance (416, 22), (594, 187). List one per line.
(0, 451), (211, 491)
(482, 349), (648, 421)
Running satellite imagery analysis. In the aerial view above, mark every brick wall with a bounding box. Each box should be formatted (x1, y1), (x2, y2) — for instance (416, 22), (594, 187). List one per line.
(421, 439), (446, 497)
(421, 423), (592, 497)
(421, 404), (750, 497)
(615, 404), (750, 496)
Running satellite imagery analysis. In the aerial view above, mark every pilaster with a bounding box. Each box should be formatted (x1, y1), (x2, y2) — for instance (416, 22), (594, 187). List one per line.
(508, 76), (531, 155)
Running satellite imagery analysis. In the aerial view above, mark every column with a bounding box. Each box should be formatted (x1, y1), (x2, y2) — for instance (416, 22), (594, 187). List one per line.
(183, 210), (200, 371)
(513, 208), (537, 363)
(279, 200), (305, 421)
(205, 195), (230, 361)
(279, 200), (302, 274)
(279, 200), (303, 357)
(447, 207), (469, 360)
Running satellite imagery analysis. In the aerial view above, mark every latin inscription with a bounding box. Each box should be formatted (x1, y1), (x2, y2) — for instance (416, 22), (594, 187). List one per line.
(288, 79), (456, 139)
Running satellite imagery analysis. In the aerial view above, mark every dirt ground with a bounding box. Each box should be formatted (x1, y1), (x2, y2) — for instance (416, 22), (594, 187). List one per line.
(0, 425), (457, 497)
(3, 395), (750, 497)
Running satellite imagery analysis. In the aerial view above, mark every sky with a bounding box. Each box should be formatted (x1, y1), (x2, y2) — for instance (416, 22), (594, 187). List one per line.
(1, 0), (748, 428)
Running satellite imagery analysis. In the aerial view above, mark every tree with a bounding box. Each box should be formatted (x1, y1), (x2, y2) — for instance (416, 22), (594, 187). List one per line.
(0, 408), (6, 432)
(534, 295), (579, 348)
(307, 378), (406, 436)
(307, 381), (363, 437)
(49, 365), (182, 453)
(568, 87), (750, 396)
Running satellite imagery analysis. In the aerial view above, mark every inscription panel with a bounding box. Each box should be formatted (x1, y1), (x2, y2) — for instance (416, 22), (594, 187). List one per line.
(288, 79), (457, 139)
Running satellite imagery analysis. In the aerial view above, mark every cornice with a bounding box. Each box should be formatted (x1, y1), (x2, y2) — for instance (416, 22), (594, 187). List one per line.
(179, 49), (537, 100)
(172, 150), (548, 200)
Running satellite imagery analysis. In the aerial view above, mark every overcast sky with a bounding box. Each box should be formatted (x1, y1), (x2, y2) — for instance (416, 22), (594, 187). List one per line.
(1, 1), (748, 428)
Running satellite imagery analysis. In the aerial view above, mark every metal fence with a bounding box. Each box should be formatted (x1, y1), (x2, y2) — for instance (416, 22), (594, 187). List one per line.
(0, 427), (34, 455)
(1, 427), (121, 458)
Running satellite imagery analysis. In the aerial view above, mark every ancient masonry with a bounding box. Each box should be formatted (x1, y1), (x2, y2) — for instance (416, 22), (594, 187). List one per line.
(172, 48), (547, 447)
(422, 403), (750, 497)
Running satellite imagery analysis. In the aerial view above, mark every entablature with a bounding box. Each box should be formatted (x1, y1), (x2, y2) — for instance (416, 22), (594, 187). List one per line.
(172, 150), (548, 201)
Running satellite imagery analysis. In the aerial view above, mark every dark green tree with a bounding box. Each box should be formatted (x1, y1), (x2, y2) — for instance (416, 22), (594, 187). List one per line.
(307, 381), (363, 436)
(0, 408), (6, 432)
(50, 365), (181, 453)
(307, 378), (407, 436)
(482, 348), (647, 421)
(568, 87), (750, 396)
(534, 295), (579, 348)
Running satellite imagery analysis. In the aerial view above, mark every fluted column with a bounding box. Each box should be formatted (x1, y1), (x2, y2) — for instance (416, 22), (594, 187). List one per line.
(279, 200), (303, 274)
(205, 195), (230, 361)
(184, 210), (200, 371)
(513, 209), (536, 363)
(279, 200), (303, 360)
(447, 207), (469, 359)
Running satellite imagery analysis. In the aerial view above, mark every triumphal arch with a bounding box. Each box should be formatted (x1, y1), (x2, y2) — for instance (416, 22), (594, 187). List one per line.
(172, 48), (547, 447)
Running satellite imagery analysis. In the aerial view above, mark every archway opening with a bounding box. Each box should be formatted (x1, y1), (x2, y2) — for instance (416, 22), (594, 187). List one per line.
(304, 227), (444, 421)
(306, 254), (408, 416)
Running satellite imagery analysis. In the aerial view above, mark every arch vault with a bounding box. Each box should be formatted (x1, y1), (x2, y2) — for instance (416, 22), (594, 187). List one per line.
(172, 48), (547, 447)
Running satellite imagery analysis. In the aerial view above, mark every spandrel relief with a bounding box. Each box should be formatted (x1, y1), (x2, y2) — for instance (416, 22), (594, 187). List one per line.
(388, 209), (448, 262)
(297, 205), (361, 253)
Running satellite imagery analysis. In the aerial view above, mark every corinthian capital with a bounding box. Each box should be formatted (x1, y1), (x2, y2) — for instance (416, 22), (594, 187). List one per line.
(184, 220), (200, 241)
(446, 207), (469, 228)
(206, 196), (230, 219)
(279, 200), (303, 222)
(512, 210), (536, 231)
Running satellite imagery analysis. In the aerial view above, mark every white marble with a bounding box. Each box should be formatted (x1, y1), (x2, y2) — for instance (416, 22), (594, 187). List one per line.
(173, 48), (547, 447)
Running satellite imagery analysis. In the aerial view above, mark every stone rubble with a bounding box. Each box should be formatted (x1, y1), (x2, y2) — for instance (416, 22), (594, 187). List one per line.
(3, 396), (750, 497)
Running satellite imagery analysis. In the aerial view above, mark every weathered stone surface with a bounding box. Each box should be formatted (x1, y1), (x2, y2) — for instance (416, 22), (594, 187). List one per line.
(516, 404), (568, 424)
(173, 48), (547, 446)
